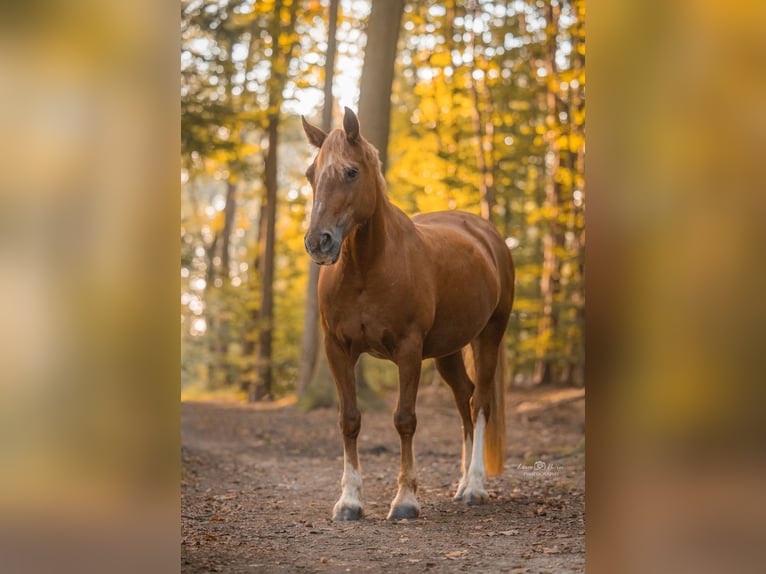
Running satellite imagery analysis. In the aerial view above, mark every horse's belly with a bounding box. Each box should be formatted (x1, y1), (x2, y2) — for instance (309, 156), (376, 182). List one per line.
(422, 311), (489, 358)
(422, 270), (500, 358)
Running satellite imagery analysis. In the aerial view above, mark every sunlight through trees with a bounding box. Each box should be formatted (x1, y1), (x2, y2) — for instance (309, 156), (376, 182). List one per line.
(181, 0), (585, 401)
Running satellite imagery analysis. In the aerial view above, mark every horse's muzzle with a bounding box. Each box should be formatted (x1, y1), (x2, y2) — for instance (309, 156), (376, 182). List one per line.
(304, 229), (341, 265)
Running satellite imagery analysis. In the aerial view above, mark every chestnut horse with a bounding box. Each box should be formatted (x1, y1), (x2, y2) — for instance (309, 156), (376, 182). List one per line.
(301, 107), (514, 521)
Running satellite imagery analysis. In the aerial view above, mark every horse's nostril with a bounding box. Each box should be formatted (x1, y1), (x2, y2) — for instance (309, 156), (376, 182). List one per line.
(319, 232), (333, 252)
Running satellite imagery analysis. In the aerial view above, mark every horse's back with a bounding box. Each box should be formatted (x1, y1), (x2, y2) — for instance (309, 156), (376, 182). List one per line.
(413, 210), (504, 244)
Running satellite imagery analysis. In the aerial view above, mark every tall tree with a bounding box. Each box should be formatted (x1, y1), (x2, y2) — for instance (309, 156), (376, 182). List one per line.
(346, 0), (406, 400)
(298, 0), (340, 399)
(250, 0), (302, 401)
(357, 0), (406, 173)
(209, 176), (238, 388)
(466, 0), (496, 221)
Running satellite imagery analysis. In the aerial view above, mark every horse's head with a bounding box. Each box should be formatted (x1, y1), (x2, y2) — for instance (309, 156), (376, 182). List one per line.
(301, 107), (380, 265)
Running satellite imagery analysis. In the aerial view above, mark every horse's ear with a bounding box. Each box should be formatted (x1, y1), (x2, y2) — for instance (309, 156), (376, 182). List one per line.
(343, 107), (360, 143)
(301, 115), (327, 148)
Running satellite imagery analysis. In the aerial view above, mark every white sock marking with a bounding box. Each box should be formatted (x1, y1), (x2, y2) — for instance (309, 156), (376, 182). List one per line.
(462, 434), (473, 477)
(336, 460), (362, 511)
(464, 410), (487, 499)
(455, 432), (472, 497)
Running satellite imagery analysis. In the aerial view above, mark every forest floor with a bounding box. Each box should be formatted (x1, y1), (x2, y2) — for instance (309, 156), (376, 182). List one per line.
(181, 382), (585, 573)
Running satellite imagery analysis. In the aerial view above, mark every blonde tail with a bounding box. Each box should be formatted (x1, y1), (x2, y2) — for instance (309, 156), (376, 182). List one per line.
(484, 342), (507, 476)
(464, 342), (507, 477)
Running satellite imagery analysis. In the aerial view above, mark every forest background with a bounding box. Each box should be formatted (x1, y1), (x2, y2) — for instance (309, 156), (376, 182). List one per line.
(7, 1), (766, 571)
(181, 0), (585, 405)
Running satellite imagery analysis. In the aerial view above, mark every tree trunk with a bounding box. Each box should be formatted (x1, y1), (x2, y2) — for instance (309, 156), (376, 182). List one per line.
(321, 0), (340, 132)
(214, 178), (238, 388)
(467, 0), (496, 221)
(567, 1), (586, 387)
(247, 0), (300, 401)
(205, 231), (221, 387)
(252, 114), (279, 401)
(357, 0), (406, 174)
(533, 2), (561, 385)
(220, 178), (237, 276)
(348, 0), (405, 404)
(298, 0), (339, 400)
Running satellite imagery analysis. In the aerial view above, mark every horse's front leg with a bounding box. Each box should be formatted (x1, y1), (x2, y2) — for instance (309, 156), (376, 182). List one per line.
(325, 336), (363, 521)
(388, 342), (423, 520)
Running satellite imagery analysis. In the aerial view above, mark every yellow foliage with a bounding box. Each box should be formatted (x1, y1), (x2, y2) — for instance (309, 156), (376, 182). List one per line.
(430, 51), (451, 68)
(209, 211), (224, 233)
(236, 212), (251, 231)
(556, 167), (573, 189)
(568, 133), (585, 153)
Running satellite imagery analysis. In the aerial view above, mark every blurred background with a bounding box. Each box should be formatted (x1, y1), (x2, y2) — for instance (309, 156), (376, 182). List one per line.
(1, 0), (765, 572)
(180, 0), (586, 405)
(0, 1), (178, 572)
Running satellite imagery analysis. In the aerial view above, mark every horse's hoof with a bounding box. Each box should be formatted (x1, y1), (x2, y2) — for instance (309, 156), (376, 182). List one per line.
(333, 505), (363, 521)
(387, 503), (420, 520)
(463, 488), (489, 506)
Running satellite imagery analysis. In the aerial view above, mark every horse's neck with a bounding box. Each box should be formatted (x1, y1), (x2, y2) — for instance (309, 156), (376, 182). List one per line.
(342, 184), (411, 275)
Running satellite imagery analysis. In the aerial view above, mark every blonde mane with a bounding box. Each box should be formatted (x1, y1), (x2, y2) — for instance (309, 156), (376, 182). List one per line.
(316, 129), (383, 188)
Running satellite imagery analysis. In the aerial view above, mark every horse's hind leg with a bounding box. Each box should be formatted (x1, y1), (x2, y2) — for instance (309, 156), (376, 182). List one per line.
(463, 313), (508, 505)
(435, 351), (475, 500)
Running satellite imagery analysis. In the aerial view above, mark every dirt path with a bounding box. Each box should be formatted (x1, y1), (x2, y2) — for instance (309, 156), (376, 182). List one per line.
(181, 385), (585, 573)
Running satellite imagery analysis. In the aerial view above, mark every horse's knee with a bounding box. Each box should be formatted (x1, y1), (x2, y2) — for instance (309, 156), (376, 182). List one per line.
(393, 409), (417, 437)
(339, 409), (361, 439)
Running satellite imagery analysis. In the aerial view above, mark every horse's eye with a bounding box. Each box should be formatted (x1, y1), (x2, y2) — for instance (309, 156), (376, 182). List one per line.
(344, 166), (359, 181)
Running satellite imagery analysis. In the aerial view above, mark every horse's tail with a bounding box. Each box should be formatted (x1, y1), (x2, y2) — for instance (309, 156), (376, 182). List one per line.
(484, 342), (507, 476)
